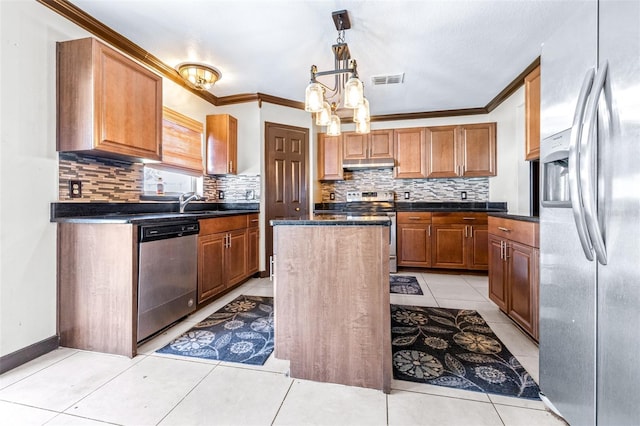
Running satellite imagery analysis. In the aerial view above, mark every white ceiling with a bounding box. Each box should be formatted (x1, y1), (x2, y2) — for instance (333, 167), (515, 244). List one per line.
(68, 0), (575, 117)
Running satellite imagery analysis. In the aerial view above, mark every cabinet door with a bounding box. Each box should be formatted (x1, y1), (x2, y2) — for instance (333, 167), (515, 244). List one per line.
(425, 126), (458, 178)
(398, 223), (431, 267)
(431, 224), (466, 269)
(161, 107), (204, 175)
(507, 241), (536, 337)
(198, 233), (226, 304)
(458, 123), (496, 177)
(343, 132), (368, 160)
(394, 128), (426, 178)
(206, 114), (237, 175)
(525, 65), (541, 160)
(369, 129), (394, 159)
(467, 225), (488, 270)
(247, 227), (260, 276)
(226, 229), (247, 287)
(318, 133), (343, 180)
(488, 235), (508, 311)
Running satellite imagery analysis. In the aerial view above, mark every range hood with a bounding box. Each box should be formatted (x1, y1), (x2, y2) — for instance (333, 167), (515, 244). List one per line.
(342, 158), (395, 170)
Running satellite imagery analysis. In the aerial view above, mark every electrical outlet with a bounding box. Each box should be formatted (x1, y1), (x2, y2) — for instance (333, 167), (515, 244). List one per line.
(461, 191), (467, 200)
(218, 190), (225, 200)
(404, 192), (410, 200)
(329, 192), (335, 200)
(69, 180), (82, 198)
(245, 190), (255, 200)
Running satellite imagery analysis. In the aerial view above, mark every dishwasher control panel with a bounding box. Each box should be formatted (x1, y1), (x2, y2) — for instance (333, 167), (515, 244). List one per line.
(139, 221), (200, 243)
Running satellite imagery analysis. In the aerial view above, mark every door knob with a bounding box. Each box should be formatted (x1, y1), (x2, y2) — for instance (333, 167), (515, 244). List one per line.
(295, 207), (300, 211)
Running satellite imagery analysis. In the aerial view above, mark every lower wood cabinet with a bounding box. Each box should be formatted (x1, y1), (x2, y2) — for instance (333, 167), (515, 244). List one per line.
(488, 216), (539, 340)
(397, 211), (488, 271)
(197, 213), (259, 306)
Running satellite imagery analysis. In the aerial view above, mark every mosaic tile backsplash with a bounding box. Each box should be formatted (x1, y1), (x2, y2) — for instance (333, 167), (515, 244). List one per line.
(59, 153), (260, 203)
(320, 169), (489, 202)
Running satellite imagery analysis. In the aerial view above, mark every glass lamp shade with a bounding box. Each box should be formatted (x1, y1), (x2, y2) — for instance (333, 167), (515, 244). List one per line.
(353, 98), (370, 123)
(343, 76), (364, 108)
(315, 101), (332, 126)
(326, 114), (342, 136)
(355, 119), (370, 134)
(178, 63), (221, 90)
(305, 82), (325, 112)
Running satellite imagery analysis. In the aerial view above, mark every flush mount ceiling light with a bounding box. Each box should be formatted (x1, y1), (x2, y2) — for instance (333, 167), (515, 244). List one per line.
(305, 10), (370, 136)
(177, 63), (221, 90)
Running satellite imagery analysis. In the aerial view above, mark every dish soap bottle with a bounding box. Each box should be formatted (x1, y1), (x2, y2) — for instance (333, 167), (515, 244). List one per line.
(156, 177), (164, 195)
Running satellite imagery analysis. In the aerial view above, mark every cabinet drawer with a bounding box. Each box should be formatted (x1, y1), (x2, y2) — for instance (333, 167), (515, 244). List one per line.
(432, 212), (488, 225)
(488, 216), (539, 247)
(247, 213), (259, 228)
(200, 215), (248, 235)
(397, 212), (432, 224)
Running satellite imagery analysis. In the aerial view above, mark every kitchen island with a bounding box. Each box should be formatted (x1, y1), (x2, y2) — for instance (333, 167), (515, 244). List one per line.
(271, 215), (391, 393)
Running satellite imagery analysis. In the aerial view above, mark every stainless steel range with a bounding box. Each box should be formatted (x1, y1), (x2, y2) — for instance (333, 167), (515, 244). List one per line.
(344, 190), (397, 273)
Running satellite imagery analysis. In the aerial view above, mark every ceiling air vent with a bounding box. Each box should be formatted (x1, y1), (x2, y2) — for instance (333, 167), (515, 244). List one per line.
(371, 73), (405, 85)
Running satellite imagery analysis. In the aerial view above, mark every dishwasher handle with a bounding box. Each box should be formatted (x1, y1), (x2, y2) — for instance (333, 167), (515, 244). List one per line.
(139, 221), (200, 243)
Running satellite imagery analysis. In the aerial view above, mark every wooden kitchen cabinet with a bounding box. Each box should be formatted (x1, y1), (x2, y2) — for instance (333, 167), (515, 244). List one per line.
(160, 107), (203, 175)
(394, 128), (427, 178)
(488, 216), (540, 340)
(197, 214), (257, 305)
(343, 130), (394, 160)
(525, 65), (541, 160)
(431, 212), (488, 270)
(397, 212), (432, 267)
(206, 114), (237, 175)
(318, 133), (343, 180)
(426, 123), (496, 178)
(57, 37), (162, 162)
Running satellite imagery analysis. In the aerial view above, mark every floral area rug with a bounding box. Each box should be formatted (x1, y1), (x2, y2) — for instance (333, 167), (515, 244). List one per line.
(391, 305), (540, 399)
(390, 275), (424, 295)
(156, 295), (274, 365)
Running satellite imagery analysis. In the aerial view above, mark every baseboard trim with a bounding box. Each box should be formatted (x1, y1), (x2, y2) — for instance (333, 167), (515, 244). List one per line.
(0, 335), (59, 374)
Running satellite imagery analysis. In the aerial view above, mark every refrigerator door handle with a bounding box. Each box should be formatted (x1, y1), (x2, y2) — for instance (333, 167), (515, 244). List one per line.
(568, 68), (596, 261)
(580, 61), (611, 265)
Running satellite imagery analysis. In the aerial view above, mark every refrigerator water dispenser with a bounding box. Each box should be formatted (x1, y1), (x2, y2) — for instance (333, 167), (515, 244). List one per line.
(541, 129), (571, 207)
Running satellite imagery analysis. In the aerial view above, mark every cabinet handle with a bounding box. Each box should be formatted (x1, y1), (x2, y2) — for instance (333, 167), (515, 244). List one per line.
(465, 225), (468, 238)
(462, 217), (476, 220)
(228, 233), (232, 248)
(498, 226), (511, 232)
(408, 216), (421, 220)
(500, 240), (504, 260)
(470, 225), (473, 236)
(251, 219), (259, 223)
(428, 225), (431, 237)
(269, 255), (275, 281)
(504, 242), (510, 259)
(229, 161), (233, 173)
(461, 165), (465, 175)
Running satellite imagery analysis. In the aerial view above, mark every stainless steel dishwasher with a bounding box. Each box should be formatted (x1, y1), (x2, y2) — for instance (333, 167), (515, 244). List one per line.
(137, 220), (199, 342)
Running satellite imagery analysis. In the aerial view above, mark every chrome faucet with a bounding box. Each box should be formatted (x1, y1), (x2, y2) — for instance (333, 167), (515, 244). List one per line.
(179, 192), (203, 213)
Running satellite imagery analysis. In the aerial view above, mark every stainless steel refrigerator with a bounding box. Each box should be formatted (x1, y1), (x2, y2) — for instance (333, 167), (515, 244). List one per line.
(539, 1), (640, 425)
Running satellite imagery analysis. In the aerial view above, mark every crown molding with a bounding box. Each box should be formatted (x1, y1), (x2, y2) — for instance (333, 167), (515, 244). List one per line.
(37, 0), (538, 121)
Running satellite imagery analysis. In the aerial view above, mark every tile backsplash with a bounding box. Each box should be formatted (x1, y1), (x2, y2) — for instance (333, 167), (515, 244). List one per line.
(320, 169), (489, 202)
(59, 153), (260, 203)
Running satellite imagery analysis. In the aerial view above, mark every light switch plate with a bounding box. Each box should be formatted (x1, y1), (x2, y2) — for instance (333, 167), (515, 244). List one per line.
(461, 191), (467, 200)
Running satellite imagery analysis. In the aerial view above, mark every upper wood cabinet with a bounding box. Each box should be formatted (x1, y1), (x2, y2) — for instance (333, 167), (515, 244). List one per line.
(343, 130), (394, 160)
(525, 65), (541, 160)
(425, 123), (496, 178)
(394, 128), (427, 178)
(159, 107), (203, 175)
(317, 133), (343, 180)
(57, 37), (162, 162)
(459, 123), (497, 177)
(206, 114), (237, 175)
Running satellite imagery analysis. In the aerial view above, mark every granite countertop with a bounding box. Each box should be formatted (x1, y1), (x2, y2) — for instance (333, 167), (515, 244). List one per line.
(51, 202), (259, 224)
(314, 202), (508, 213)
(488, 212), (540, 223)
(271, 214), (391, 226)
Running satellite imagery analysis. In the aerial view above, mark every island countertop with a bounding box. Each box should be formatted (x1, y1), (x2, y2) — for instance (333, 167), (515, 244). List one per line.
(270, 214), (391, 226)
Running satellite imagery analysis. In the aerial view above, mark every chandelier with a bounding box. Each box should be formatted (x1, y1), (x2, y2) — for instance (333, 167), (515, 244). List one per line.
(177, 63), (221, 90)
(304, 10), (370, 136)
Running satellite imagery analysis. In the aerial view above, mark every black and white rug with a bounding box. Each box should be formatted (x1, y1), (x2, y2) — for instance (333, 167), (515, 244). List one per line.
(157, 295), (274, 365)
(391, 305), (540, 399)
(390, 275), (424, 295)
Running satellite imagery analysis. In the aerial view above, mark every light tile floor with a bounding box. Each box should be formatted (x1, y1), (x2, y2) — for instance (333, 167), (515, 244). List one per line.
(0, 273), (567, 426)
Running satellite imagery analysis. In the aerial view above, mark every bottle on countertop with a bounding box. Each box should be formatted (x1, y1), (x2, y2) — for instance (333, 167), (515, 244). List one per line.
(156, 177), (164, 195)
